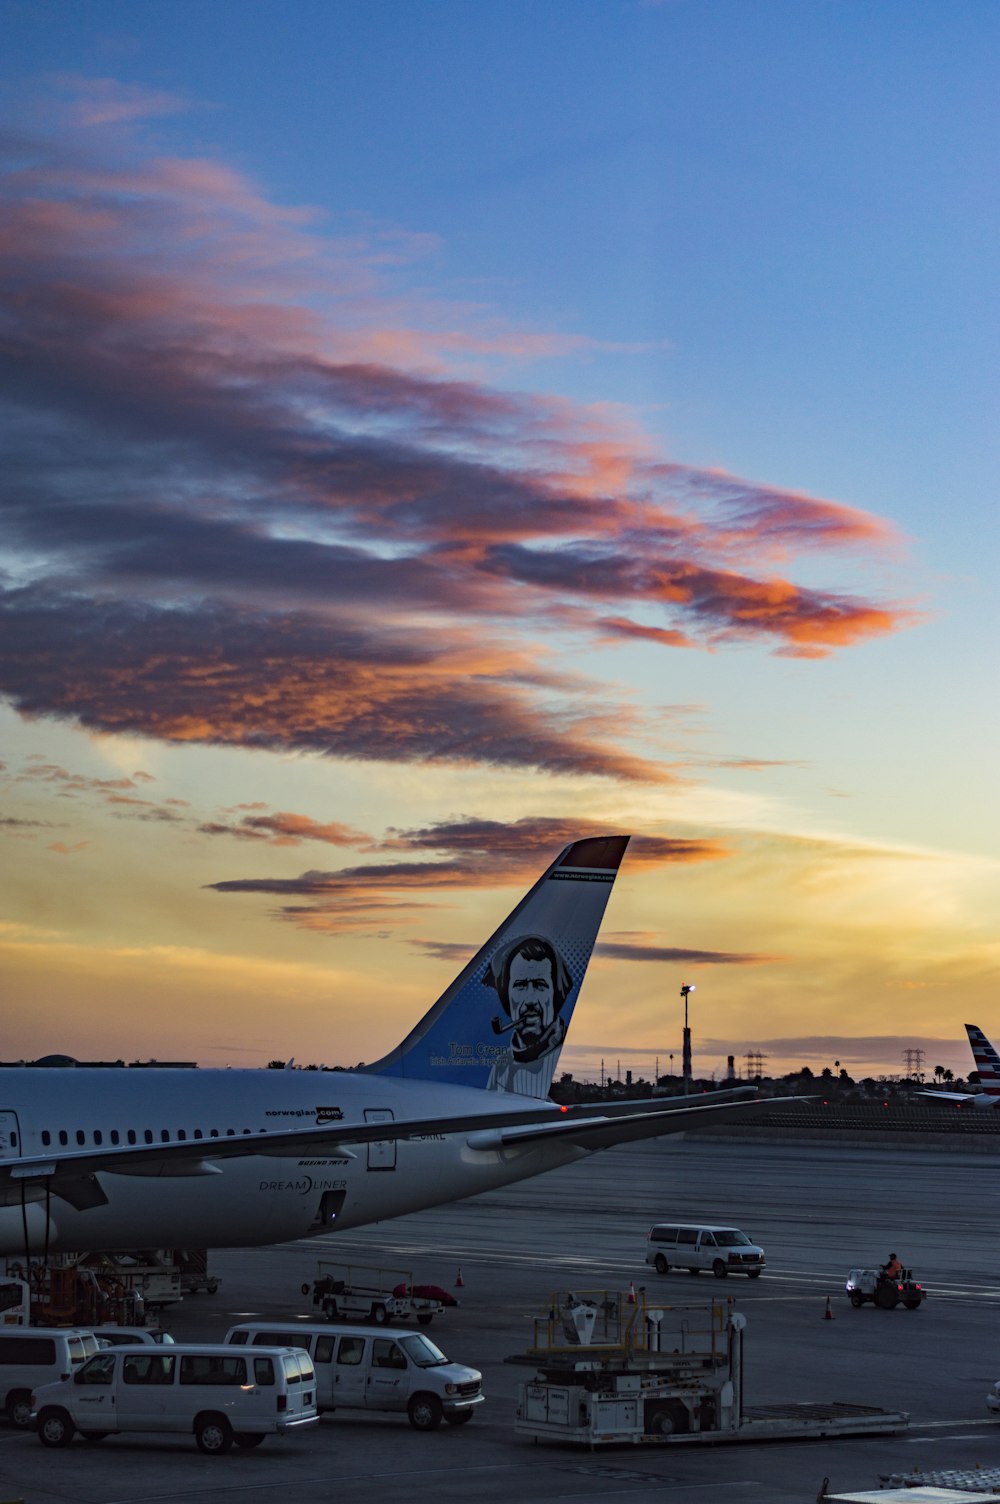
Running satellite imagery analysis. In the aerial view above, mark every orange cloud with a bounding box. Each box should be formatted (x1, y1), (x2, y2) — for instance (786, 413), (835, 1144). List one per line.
(0, 94), (914, 783)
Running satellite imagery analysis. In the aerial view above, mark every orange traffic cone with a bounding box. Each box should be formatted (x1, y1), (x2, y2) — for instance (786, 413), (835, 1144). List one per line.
(823, 1295), (834, 1321)
(627, 1281), (637, 1305)
(455, 1266), (464, 1288)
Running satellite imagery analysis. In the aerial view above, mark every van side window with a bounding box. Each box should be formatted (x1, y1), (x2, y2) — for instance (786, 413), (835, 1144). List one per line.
(251, 1330), (300, 1348)
(700, 1232), (717, 1247)
(253, 1357), (275, 1385)
(337, 1337), (365, 1366)
(79, 1354), (116, 1385)
(676, 1228), (698, 1245)
(653, 1227), (678, 1244)
(0, 1335), (56, 1364)
(180, 1355), (247, 1386)
(314, 1335), (335, 1364)
(228, 1331), (249, 1345)
(372, 1340), (406, 1371)
(124, 1354), (174, 1385)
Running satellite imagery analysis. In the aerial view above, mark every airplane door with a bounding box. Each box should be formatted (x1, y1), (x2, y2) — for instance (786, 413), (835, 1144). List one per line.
(0, 1114), (21, 1159)
(364, 1109), (396, 1171)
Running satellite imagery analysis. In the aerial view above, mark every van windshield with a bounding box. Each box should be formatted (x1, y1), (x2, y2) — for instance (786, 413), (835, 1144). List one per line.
(398, 1334), (448, 1368)
(714, 1231), (752, 1247)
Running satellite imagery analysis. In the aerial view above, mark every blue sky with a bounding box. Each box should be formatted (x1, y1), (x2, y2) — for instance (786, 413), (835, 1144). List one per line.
(1, 0), (997, 1078)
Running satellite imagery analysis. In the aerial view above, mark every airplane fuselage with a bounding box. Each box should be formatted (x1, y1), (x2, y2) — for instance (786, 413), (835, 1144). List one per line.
(0, 1068), (585, 1255)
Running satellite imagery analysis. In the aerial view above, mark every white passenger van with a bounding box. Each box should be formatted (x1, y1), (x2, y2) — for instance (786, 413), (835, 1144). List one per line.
(645, 1223), (765, 1279)
(31, 1343), (318, 1453)
(93, 1327), (175, 1347)
(225, 1321), (484, 1431)
(0, 1327), (101, 1428)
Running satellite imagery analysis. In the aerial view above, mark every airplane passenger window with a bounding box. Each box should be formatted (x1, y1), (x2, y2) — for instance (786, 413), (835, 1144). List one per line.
(110, 1130), (119, 1144)
(144, 1130), (153, 1144)
(93, 1130), (102, 1145)
(194, 1129), (203, 1139)
(160, 1130), (169, 1142)
(41, 1131), (50, 1147)
(76, 1130), (85, 1146)
(127, 1130), (136, 1144)
(58, 1131), (68, 1146)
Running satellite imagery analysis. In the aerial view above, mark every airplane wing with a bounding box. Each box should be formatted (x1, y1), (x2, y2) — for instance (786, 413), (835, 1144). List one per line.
(915, 1089), (977, 1104)
(0, 1091), (783, 1211)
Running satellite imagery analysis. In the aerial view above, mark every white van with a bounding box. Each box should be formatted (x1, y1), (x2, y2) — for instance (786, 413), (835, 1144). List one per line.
(0, 1327), (101, 1428)
(645, 1223), (765, 1279)
(93, 1327), (175, 1348)
(31, 1343), (318, 1453)
(225, 1321), (484, 1431)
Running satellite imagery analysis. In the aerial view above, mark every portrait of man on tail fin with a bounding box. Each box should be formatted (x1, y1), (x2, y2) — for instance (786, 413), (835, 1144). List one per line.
(484, 934), (573, 1095)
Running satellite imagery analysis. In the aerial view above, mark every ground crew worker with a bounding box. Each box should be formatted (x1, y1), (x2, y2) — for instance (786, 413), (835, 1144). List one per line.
(883, 1252), (903, 1278)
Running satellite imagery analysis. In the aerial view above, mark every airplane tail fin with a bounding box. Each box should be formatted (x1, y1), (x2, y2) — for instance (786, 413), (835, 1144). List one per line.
(965, 1024), (1000, 1094)
(366, 836), (629, 1098)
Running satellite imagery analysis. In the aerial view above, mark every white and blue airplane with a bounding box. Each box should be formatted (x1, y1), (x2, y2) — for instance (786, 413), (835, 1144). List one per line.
(0, 835), (762, 1258)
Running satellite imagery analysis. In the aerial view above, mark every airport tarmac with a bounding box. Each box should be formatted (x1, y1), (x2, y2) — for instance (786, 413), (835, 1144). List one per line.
(2, 1135), (999, 1503)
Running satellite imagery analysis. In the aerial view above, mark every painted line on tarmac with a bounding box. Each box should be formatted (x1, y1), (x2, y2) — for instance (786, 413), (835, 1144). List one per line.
(105, 1461), (536, 1504)
(907, 1418), (997, 1432)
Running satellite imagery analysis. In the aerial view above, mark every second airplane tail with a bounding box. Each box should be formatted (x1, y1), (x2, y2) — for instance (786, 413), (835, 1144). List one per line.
(366, 835), (629, 1098)
(966, 1024), (1000, 1094)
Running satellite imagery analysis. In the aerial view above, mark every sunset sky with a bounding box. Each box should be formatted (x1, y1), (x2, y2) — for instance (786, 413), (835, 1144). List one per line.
(2, 0), (997, 1083)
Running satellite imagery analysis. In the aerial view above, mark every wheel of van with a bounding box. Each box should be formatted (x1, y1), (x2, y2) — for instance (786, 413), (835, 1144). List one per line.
(417, 1313), (434, 1325)
(687, 1267), (699, 1275)
(195, 1414), (234, 1454)
(370, 1303), (388, 1325)
(653, 1253), (669, 1274)
(6, 1391), (33, 1429)
(444, 1409), (474, 1426)
(712, 1259), (728, 1279)
(37, 1407), (74, 1448)
(747, 1270), (762, 1279)
(233, 1432), (266, 1448)
(850, 1293), (865, 1308)
(407, 1393), (443, 1431)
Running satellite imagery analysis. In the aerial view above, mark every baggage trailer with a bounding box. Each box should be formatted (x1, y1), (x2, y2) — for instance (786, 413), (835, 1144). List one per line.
(514, 1290), (908, 1448)
(171, 1249), (221, 1296)
(303, 1261), (447, 1326)
(823, 1468), (1000, 1501)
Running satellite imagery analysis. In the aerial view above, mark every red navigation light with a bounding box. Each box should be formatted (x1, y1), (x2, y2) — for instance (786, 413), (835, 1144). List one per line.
(559, 1105), (568, 1113)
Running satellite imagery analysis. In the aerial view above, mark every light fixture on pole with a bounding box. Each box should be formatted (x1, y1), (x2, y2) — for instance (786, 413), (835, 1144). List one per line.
(680, 984), (696, 1093)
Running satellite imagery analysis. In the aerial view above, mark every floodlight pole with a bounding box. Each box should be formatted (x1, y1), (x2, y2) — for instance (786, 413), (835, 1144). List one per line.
(680, 984), (696, 1094)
